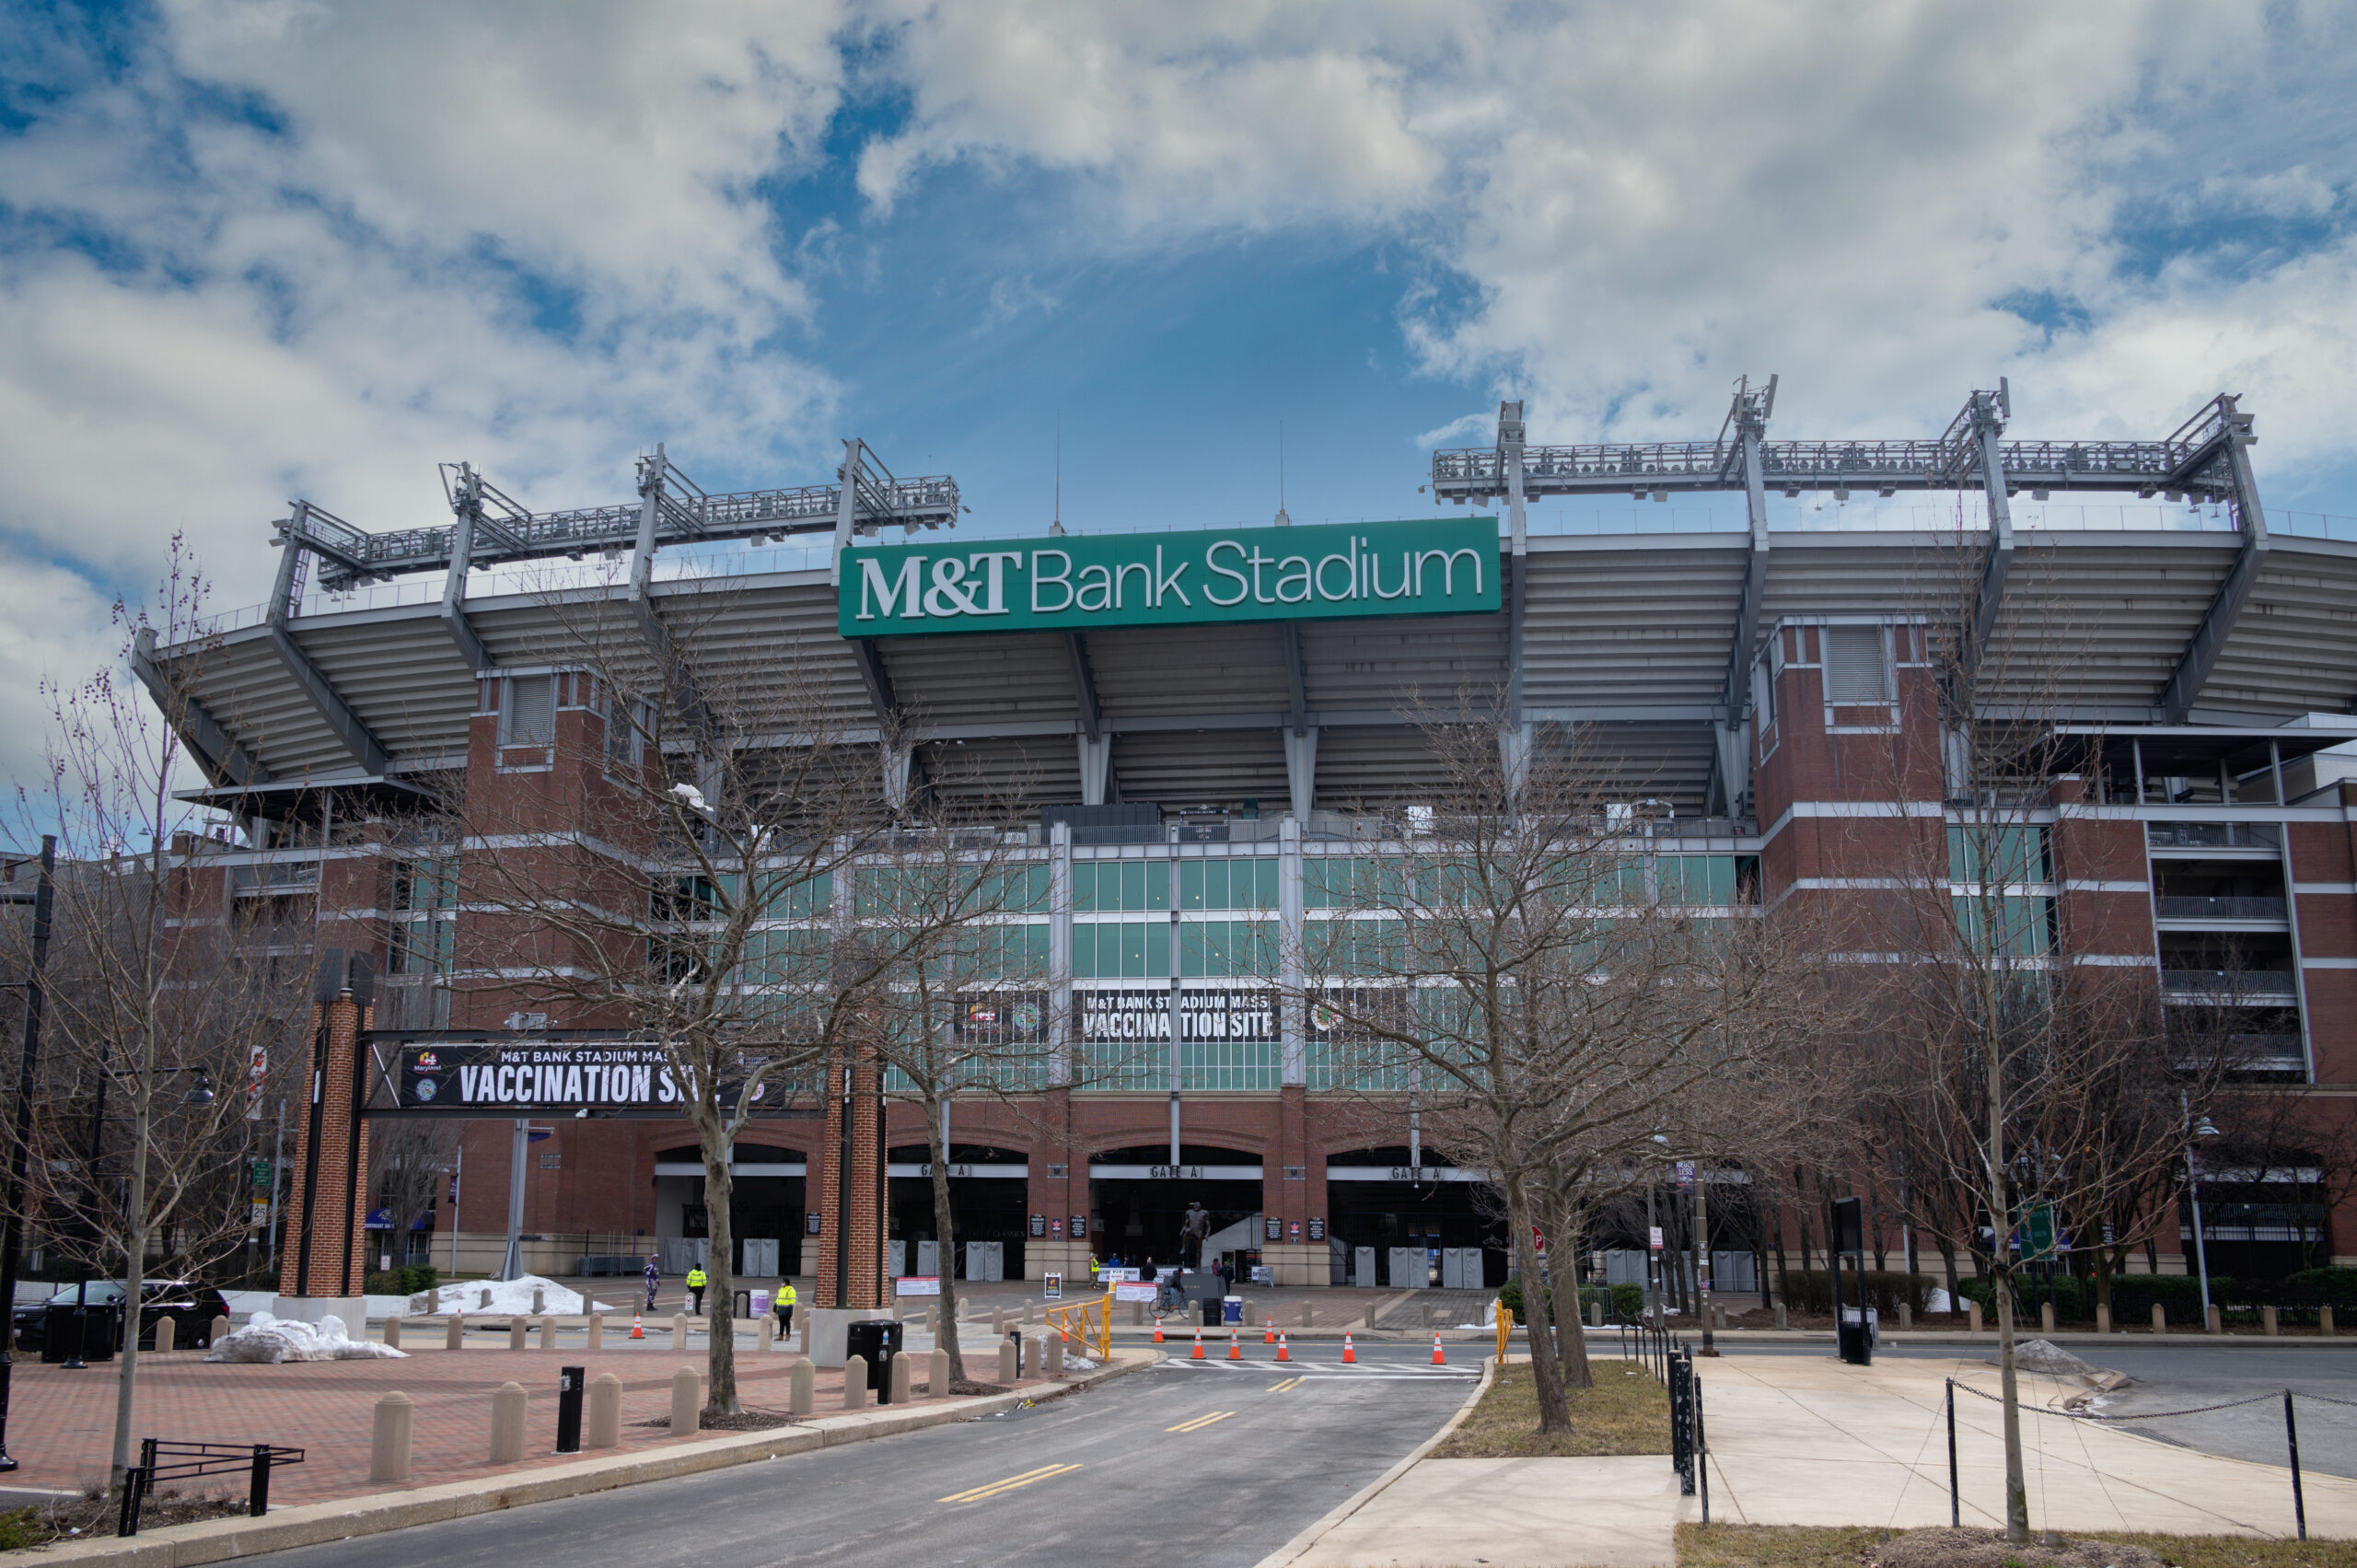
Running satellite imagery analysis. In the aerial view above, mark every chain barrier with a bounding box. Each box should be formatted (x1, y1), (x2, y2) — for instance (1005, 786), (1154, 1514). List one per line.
(1945, 1378), (2278, 1423)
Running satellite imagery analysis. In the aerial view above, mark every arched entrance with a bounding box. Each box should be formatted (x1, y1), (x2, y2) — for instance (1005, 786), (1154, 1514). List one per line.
(1089, 1144), (1264, 1273)
(1325, 1145), (1506, 1287)
(887, 1144), (1031, 1280)
(652, 1144), (806, 1277)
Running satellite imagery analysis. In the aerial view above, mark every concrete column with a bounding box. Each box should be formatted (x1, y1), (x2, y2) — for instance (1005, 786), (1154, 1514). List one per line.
(383, 1316), (401, 1349)
(843, 1354), (869, 1410)
(1283, 726), (1318, 823)
(370, 1393), (412, 1483)
(929, 1346), (949, 1395)
(1278, 818), (1305, 1087)
(489, 1382), (527, 1463)
(446, 1316), (463, 1351)
(586, 1374), (622, 1448)
(790, 1360), (815, 1417)
(1049, 821), (1074, 1089)
(671, 1366), (702, 1434)
(587, 1313), (604, 1350)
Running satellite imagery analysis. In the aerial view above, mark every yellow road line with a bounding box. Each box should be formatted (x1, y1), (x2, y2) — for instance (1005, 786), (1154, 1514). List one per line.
(1269, 1376), (1303, 1392)
(1166, 1411), (1236, 1433)
(937, 1463), (1084, 1503)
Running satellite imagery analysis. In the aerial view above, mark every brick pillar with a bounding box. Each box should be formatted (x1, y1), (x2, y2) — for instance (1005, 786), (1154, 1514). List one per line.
(277, 988), (373, 1299)
(814, 1049), (885, 1309)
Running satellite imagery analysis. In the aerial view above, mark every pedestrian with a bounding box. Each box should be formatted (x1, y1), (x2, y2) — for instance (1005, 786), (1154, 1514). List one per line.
(686, 1262), (708, 1316)
(644, 1254), (660, 1312)
(775, 1279), (796, 1337)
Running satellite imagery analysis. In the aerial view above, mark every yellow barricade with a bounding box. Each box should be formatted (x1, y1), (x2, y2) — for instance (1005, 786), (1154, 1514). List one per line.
(1046, 1292), (1112, 1360)
(1495, 1298), (1510, 1361)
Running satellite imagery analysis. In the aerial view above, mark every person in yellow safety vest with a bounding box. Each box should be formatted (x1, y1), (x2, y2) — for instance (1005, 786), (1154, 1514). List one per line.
(775, 1281), (796, 1335)
(685, 1265), (708, 1315)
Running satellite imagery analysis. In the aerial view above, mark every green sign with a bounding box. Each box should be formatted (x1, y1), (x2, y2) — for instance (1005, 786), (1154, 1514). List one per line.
(837, 517), (1500, 638)
(2021, 1202), (2057, 1259)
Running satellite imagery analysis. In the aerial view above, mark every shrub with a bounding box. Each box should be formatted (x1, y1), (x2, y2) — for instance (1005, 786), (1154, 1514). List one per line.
(364, 1263), (437, 1296)
(2284, 1266), (2357, 1308)
(2105, 1273), (2210, 1324)
(1778, 1270), (1939, 1317)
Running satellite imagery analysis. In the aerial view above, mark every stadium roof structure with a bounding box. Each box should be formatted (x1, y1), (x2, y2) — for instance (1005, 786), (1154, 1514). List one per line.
(146, 385), (2357, 824)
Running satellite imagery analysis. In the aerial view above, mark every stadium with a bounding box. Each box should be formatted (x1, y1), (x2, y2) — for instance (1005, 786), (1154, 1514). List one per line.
(147, 380), (2357, 1300)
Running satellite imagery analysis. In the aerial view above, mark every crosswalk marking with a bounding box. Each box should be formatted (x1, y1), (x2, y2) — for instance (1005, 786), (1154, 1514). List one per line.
(1166, 1411), (1236, 1433)
(938, 1463), (1084, 1503)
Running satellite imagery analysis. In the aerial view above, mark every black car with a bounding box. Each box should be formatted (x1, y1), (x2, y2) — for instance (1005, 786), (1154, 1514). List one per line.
(12, 1280), (231, 1354)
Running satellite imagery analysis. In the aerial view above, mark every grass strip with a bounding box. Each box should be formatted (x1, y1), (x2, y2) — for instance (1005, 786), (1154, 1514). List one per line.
(1675, 1522), (2357, 1568)
(1431, 1357), (1670, 1458)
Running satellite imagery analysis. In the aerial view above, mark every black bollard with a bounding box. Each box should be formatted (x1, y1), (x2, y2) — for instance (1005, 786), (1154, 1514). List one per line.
(556, 1365), (586, 1454)
(2285, 1390), (2306, 1541)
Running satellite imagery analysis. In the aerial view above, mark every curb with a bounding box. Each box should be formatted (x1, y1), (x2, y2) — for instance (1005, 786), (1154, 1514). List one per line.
(1248, 1353), (1497, 1568)
(14, 1350), (1157, 1567)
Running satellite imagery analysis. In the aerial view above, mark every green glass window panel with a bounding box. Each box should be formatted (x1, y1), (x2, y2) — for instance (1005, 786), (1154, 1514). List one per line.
(1181, 861), (1204, 910)
(1119, 862), (1144, 912)
(1210, 861), (1232, 910)
(1256, 859), (1279, 911)
(1074, 864), (1097, 912)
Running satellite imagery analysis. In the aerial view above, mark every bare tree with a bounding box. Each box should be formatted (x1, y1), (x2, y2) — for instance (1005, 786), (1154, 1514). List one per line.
(369, 1119), (459, 1275)
(4, 539), (313, 1494)
(1295, 712), (1833, 1428)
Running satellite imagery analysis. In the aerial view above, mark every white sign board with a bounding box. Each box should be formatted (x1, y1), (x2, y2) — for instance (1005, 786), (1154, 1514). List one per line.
(1649, 1226), (1665, 1250)
(1097, 1267), (1142, 1283)
(1112, 1282), (1160, 1303)
(895, 1276), (941, 1296)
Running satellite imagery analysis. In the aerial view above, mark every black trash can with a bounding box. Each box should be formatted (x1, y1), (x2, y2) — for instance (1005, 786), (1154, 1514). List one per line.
(1201, 1295), (1222, 1328)
(43, 1302), (120, 1364)
(844, 1318), (904, 1402)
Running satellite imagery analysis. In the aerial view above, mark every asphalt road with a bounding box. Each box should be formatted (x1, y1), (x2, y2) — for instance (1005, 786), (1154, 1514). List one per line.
(1721, 1338), (2357, 1478)
(240, 1342), (1476, 1568)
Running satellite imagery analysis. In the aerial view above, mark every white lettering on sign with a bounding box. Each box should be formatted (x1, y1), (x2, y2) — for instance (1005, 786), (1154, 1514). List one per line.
(1387, 1166), (1445, 1181)
(1149, 1165), (1205, 1181)
(1649, 1226), (1665, 1250)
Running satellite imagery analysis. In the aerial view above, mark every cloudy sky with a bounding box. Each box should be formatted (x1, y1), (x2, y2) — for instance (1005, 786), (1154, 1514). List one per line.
(2, 1), (2353, 784)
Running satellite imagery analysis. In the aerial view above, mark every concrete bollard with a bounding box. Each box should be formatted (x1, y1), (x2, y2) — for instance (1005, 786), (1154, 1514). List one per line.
(1044, 1333), (1062, 1377)
(990, 1307), (1004, 1336)
(384, 1316), (401, 1349)
(1131, 1301), (1144, 1326)
(210, 1314), (229, 1347)
(2154, 1302), (2168, 1334)
(2038, 1301), (2055, 1334)
(670, 1366), (701, 1434)
(153, 1316), (176, 1354)
(1303, 1303), (1314, 1329)
(489, 1382), (527, 1463)
(671, 1312), (687, 1350)
(1714, 1304), (1729, 1331)
(799, 1310), (810, 1355)
(2263, 1304), (2280, 1337)
(1895, 1302), (1910, 1331)
(370, 1392), (413, 1483)
(759, 1315), (775, 1353)
(2324, 1306), (2337, 1338)
(1022, 1302), (1033, 1326)
(2096, 1303), (2111, 1335)
(1968, 1300), (1982, 1334)
(531, 1286), (545, 1316)
(1422, 1304), (1436, 1330)
(889, 1351), (912, 1404)
(1242, 1301), (1257, 1329)
(790, 1360), (815, 1417)
(447, 1315), (464, 1351)
(1774, 1302), (1787, 1331)
(539, 1317), (555, 1351)
(997, 1339), (1017, 1383)
(480, 1287), (493, 1310)
(843, 1354), (869, 1410)
(586, 1373), (622, 1448)
(1034, 1334), (1052, 1378)
(930, 1346), (950, 1394)
(924, 1307), (937, 1335)
(1591, 1300), (1606, 1328)
(587, 1314), (604, 1350)
(2208, 1304), (2223, 1335)
(509, 1317), (528, 1352)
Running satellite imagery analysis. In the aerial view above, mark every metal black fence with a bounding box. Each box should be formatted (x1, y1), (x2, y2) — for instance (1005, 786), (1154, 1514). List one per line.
(117, 1439), (304, 1538)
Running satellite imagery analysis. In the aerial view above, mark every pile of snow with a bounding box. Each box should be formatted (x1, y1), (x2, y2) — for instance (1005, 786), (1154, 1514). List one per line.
(1926, 1287), (1953, 1313)
(409, 1275), (612, 1317)
(207, 1312), (407, 1364)
(2012, 1339), (2096, 1376)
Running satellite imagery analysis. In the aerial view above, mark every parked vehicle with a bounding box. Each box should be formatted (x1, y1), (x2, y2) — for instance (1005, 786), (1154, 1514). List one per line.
(12, 1279), (231, 1353)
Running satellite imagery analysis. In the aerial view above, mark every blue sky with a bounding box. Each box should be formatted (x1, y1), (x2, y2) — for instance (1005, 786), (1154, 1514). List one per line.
(1, 0), (2354, 783)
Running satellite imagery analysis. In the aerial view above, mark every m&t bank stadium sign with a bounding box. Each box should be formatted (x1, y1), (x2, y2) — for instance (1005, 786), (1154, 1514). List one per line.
(839, 517), (1500, 638)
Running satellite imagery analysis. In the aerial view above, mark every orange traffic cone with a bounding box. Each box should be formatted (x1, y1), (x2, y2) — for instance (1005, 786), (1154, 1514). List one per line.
(1153, 1318), (1165, 1343)
(1190, 1329), (1204, 1360)
(631, 1313), (644, 1341)
(1276, 1332), (1290, 1363)
(1431, 1331), (1446, 1365)
(1263, 1322), (1275, 1344)
(1341, 1333), (1356, 1364)
(1228, 1329), (1242, 1361)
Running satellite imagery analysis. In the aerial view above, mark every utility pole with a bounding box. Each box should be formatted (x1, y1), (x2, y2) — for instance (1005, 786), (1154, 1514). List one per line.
(0, 836), (57, 1468)
(1695, 1164), (1715, 1355)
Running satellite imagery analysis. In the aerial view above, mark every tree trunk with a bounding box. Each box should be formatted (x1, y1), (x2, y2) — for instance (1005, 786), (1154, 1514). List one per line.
(1553, 1211), (1591, 1388)
(702, 1140), (740, 1416)
(1940, 1240), (1959, 1317)
(1995, 1263), (2028, 1539)
(1505, 1175), (1572, 1434)
(1771, 1203), (1790, 1308)
(925, 1095), (965, 1383)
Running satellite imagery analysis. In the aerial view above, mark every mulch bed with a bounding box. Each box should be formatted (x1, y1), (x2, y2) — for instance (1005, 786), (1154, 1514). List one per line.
(630, 1407), (798, 1431)
(0, 1489), (245, 1552)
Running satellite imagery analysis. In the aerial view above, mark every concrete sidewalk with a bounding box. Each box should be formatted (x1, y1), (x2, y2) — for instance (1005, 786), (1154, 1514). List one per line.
(1271, 1351), (2357, 1567)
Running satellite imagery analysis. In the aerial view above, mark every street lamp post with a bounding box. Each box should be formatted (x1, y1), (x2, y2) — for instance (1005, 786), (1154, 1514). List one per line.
(2185, 1100), (2220, 1327)
(0, 836), (57, 1469)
